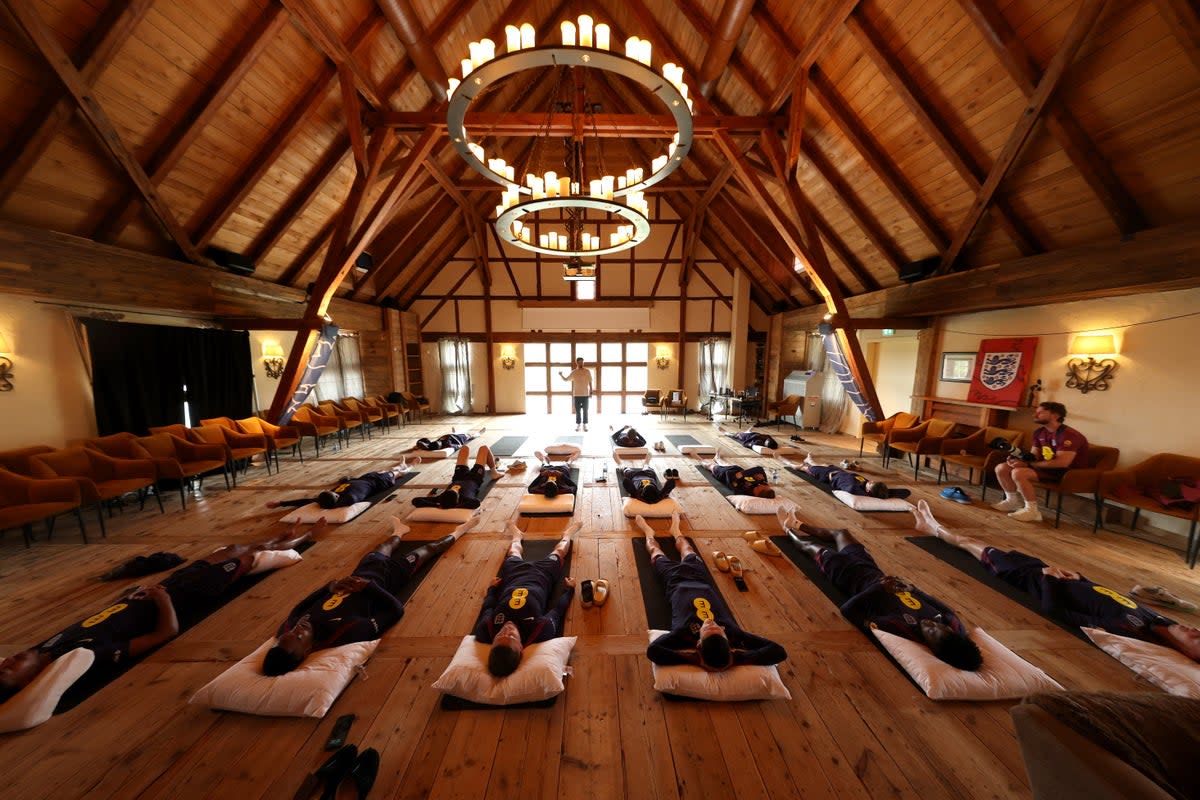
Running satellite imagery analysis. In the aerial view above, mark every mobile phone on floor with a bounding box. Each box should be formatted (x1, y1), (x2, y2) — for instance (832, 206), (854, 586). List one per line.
(325, 713), (356, 750)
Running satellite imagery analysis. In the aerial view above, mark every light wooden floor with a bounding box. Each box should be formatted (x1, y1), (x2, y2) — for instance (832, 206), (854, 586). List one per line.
(2, 412), (1196, 799)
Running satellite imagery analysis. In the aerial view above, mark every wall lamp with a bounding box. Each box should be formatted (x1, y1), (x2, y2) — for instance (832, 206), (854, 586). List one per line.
(0, 332), (12, 391)
(655, 346), (671, 369)
(261, 342), (285, 380)
(500, 345), (517, 370)
(1066, 334), (1117, 394)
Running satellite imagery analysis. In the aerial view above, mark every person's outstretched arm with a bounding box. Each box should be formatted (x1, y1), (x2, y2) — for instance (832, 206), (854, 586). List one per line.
(544, 578), (576, 634)
(127, 585), (180, 657)
(472, 578), (502, 640)
(646, 630), (702, 666)
(731, 631), (787, 666)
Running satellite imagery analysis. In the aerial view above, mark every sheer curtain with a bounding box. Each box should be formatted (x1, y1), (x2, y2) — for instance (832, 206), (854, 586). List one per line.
(807, 332), (851, 434)
(699, 338), (730, 414)
(439, 337), (472, 414)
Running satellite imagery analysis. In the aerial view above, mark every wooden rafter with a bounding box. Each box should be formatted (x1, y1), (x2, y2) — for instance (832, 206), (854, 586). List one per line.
(397, 226), (473, 309)
(367, 111), (773, 137)
(279, 0), (385, 107)
(671, 0), (769, 105)
(365, 189), (452, 298)
(1151, 0), (1200, 74)
(763, 0), (860, 113)
(340, 66), (368, 171)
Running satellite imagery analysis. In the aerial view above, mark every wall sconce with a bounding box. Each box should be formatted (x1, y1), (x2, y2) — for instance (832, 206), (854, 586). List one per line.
(655, 346), (671, 370)
(261, 342), (285, 380)
(0, 333), (12, 391)
(500, 345), (516, 370)
(1066, 334), (1117, 394)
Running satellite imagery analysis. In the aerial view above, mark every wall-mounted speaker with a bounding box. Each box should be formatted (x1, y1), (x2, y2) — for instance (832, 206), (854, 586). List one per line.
(899, 256), (939, 283)
(379, 296), (400, 310)
(206, 246), (256, 276)
(354, 252), (374, 273)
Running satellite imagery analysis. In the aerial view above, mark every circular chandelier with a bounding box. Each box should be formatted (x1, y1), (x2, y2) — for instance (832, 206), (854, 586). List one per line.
(445, 16), (693, 258)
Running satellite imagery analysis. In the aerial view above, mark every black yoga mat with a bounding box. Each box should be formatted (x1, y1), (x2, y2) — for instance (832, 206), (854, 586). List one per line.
(411, 470), (499, 507)
(57, 539), (321, 714)
(905, 536), (1090, 642)
(441, 538), (573, 710)
(490, 436), (528, 457)
(696, 466), (737, 497)
(520, 468), (581, 517)
(666, 434), (702, 447)
(784, 466), (910, 504)
(616, 466), (667, 499)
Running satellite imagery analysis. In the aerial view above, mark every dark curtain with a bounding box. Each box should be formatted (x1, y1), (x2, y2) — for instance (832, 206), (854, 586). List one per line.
(84, 320), (253, 435)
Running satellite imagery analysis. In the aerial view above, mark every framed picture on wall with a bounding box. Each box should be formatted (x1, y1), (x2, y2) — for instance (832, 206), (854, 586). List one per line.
(940, 352), (976, 383)
(967, 337), (1039, 407)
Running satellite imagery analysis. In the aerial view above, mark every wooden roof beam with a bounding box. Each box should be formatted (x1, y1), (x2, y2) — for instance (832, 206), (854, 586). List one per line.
(366, 111), (773, 137)
(281, 0), (386, 108)
(376, 0), (452, 103)
(671, 0), (766, 103)
(362, 189), (452, 299)
(763, 0), (860, 113)
(1151, 0), (1200, 74)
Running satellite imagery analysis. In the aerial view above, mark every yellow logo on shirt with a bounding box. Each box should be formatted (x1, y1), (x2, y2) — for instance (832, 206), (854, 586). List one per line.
(1041, 445), (1054, 460)
(82, 603), (128, 628)
(692, 597), (714, 621)
(1092, 586), (1137, 608)
(323, 592), (348, 611)
(895, 591), (923, 610)
(509, 588), (529, 609)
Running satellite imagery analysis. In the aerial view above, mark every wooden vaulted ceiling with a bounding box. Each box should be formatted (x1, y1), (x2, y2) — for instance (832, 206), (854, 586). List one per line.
(1, 0), (1198, 320)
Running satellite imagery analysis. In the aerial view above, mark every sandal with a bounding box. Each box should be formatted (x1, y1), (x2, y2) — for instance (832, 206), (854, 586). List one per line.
(592, 579), (609, 607)
(712, 551), (731, 572)
(741, 530), (760, 542)
(729, 556), (749, 592)
(750, 538), (783, 557)
(580, 579), (595, 608)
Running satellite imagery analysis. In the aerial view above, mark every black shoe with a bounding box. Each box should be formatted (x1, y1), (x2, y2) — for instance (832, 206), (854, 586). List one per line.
(348, 748), (379, 798)
(580, 579), (595, 608)
(312, 744), (357, 800)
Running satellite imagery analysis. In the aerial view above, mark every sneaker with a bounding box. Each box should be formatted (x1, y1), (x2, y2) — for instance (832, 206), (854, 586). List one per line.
(583, 425), (588, 431)
(1131, 585), (1198, 611)
(939, 487), (972, 505)
(576, 424), (581, 431)
(991, 497), (1023, 512)
(839, 459), (851, 469)
(1007, 506), (1042, 523)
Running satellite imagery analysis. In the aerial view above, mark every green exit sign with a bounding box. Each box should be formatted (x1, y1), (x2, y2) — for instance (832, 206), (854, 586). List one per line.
(882, 328), (895, 337)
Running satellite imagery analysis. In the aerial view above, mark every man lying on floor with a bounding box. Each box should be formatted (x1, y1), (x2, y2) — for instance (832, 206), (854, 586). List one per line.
(723, 426), (779, 450)
(412, 445), (502, 510)
(637, 513), (786, 670)
(527, 462), (578, 498)
(405, 428), (485, 453)
(475, 522), (579, 676)
(611, 425), (647, 448)
(798, 453), (892, 499)
(700, 456), (776, 498)
(915, 500), (1200, 661)
(619, 463), (677, 504)
(262, 517), (478, 675)
(0, 526), (318, 701)
(780, 507), (983, 670)
(266, 463), (408, 509)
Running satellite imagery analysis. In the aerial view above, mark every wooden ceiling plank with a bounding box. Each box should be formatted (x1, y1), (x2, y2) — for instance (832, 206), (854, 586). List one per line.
(1151, 0), (1200, 74)
(764, 0), (860, 113)
(956, 0), (1146, 236)
(340, 66), (369, 172)
(809, 206), (880, 294)
(397, 227), (472, 309)
(279, 218), (335, 288)
(938, 0), (1110, 274)
(91, 3), (289, 243)
(419, 264), (475, 328)
(2, 0), (200, 262)
(709, 196), (806, 307)
(279, 0), (385, 108)
(845, 11), (1041, 257)
(712, 191), (819, 304)
(359, 188), (450, 299)
(810, 66), (949, 252)
(0, 0), (154, 205)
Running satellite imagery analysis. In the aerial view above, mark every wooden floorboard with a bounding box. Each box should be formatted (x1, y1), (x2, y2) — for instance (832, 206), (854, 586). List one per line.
(2, 413), (1197, 799)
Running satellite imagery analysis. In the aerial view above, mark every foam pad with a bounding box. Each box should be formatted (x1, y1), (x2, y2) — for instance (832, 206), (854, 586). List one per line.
(544, 444), (581, 456)
(872, 627), (1063, 701)
(432, 635), (576, 705)
(726, 494), (786, 515)
(832, 490), (914, 511)
(247, 548), (303, 575)
(680, 445), (717, 456)
(1083, 627), (1200, 698)
(519, 493), (576, 515)
(278, 501), (371, 525)
(646, 631), (790, 701)
(413, 447), (455, 459)
(407, 506), (480, 524)
(622, 496), (682, 518)
(0, 648), (94, 733)
(613, 447), (651, 459)
(751, 444), (802, 456)
(189, 638), (378, 718)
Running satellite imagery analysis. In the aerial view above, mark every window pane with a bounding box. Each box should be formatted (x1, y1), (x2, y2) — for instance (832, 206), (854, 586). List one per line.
(524, 394), (550, 415)
(575, 343), (597, 362)
(626, 366), (648, 392)
(550, 394), (571, 416)
(524, 342), (546, 362)
(549, 342), (573, 363)
(624, 393), (643, 411)
(600, 342), (623, 362)
(626, 342), (649, 361)
(600, 366), (623, 390)
(575, 281), (595, 300)
(524, 366), (546, 392)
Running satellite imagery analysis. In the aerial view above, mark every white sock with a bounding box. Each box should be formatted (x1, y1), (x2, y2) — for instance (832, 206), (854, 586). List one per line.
(634, 515), (655, 539)
(505, 522), (524, 541)
(562, 521), (582, 541)
(1024, 500), (1038, 509)
(1005, 491), (1021, 502)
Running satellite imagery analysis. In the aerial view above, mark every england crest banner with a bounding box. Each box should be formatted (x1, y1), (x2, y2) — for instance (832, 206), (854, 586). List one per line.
(967, 337), (1038, 407)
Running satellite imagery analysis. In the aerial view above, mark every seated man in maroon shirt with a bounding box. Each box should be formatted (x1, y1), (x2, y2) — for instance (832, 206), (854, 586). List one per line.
(992, 401), (1089, 523)
(782, 508), (983, 670)
(915, 500), (1200, 661)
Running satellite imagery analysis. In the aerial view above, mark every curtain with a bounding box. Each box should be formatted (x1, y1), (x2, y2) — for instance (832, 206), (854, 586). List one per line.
(439, 337), (471, 414)
(698, 338), (730, 414)
(806, 332), (851, 434)
(179, 327), (253, 424)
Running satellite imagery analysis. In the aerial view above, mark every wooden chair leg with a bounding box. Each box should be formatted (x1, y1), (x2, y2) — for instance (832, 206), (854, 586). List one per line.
(22, 522), (33, 547)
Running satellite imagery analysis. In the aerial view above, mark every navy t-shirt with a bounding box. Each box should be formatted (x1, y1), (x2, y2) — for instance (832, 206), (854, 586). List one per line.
(473, 556), (572, 645)
(37, 597), (159, 669)
(712, 464), (770, 495)
(528, 465), (577, 495)
(278, 552), (410, 649)
(807, 465), (872, 495)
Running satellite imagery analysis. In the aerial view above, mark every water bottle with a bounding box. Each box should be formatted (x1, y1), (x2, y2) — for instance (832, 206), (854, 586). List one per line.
(771, 467), (780, 483)
(601, 462), (609, 482)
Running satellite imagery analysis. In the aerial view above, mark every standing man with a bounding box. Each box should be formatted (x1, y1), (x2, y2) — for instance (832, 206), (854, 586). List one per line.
(992, 401), (1089, 523)
(559, 357), (593, 432)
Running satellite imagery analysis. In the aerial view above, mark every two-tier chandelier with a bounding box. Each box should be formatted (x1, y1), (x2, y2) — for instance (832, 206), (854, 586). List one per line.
(445, 14), (693, 261)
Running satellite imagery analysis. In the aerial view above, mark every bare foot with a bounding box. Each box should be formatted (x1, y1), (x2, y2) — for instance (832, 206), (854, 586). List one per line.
(912, 499), (944, 537)
(562, 521), (582, 541)
(392, 518), (411, 539)
(266, 500), (282, 508)
(634, 514), (656, 542)
(452, 515), (480, 540)
(505, 522), (524, 543)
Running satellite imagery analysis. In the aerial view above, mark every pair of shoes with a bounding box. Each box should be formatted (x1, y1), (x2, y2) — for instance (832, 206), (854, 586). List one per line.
(729, 556), (748, 591)
(663, 468), (679, 479)
(654, 441), (666, 452)
(575, 424), (581, 431)
(789, 435), (806, 443)
(838, 459), (861, 470)
(740, 529), (782, 557)
(991, 496), (1023, 512)
(508, 460), (526, 472)
(1130, 585), (1198, 611)
(712, 551), (730, 572)
(580, 579), (610, 607)
(310, 745), (379, 799)
(583, 425), (588, 431)
(1007, 506), (1042, 523)
(940, 487), (972, 505)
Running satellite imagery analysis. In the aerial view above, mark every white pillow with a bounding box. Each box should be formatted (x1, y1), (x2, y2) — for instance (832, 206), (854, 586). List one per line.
(1083, 627), (1200, 699)
(871, 627), (1062, 701)
(407, 505), (479, 523)
(412, 447), (455, 459)
(278, 501), (372, 524)
(725, 494), (785, 515)
(189, 638), (378, 718)
(0, 648), (94, 733)
(519, 493), (576, 514)
(622, 496), (682, 518)
(680, 445), (717, 456)
(432, 634), (576, 705)
(544, 444), (581, 456)
(832, 490), (914, 511)
(247, 548), (303, 575)
(646, 631), (790, 701)
(613, 447), (651, 459)
(751, 445), (801, 456)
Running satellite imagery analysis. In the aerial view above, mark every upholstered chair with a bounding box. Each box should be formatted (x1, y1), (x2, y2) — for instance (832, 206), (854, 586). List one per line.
(135, 433), (230, 508)
(400, 391), (431, 421)
(766, 395), (801, 427)
(883, 419), (958, 480)
(859, 411), (920, 458)
(290, 404), (344, 456)
(31, 446), (161, 538)
(1029, 444), (1120, 529)
(237, 416), (303, 470)
(1098, 453), (1200, 566)
(190, 424), (271, 485)
(0, 445), (56, 476)
(937, 426), (1023, 494)
(0, 466), (85, 546)
(319, 400), (367, 442)
(369, 395), (404, 429)
(661, 390), (689, 420)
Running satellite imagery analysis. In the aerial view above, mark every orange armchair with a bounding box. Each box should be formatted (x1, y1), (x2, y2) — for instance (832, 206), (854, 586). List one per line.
(370, 394), (404, 430)
(1030, 444), (1120, 529)
(237, 416), (303, 469)
(134, 433), (230, 508)
(31, 446), (161, 537)
(883, 419), (958, 480)
(767, 395), (801, 427)
(341, 397), (387, 434)
(0, 466), (86, 546)
(0, 445), (57, 476)
(290, 404), (344, 456)
(400, 391), (431, 422)
(319, 400), (367, 443)
(859, 412), (920, 458)
(937, 426), (1023, 494)
(191, 423), (271, 485)
(1098, 453), (1200, 566)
